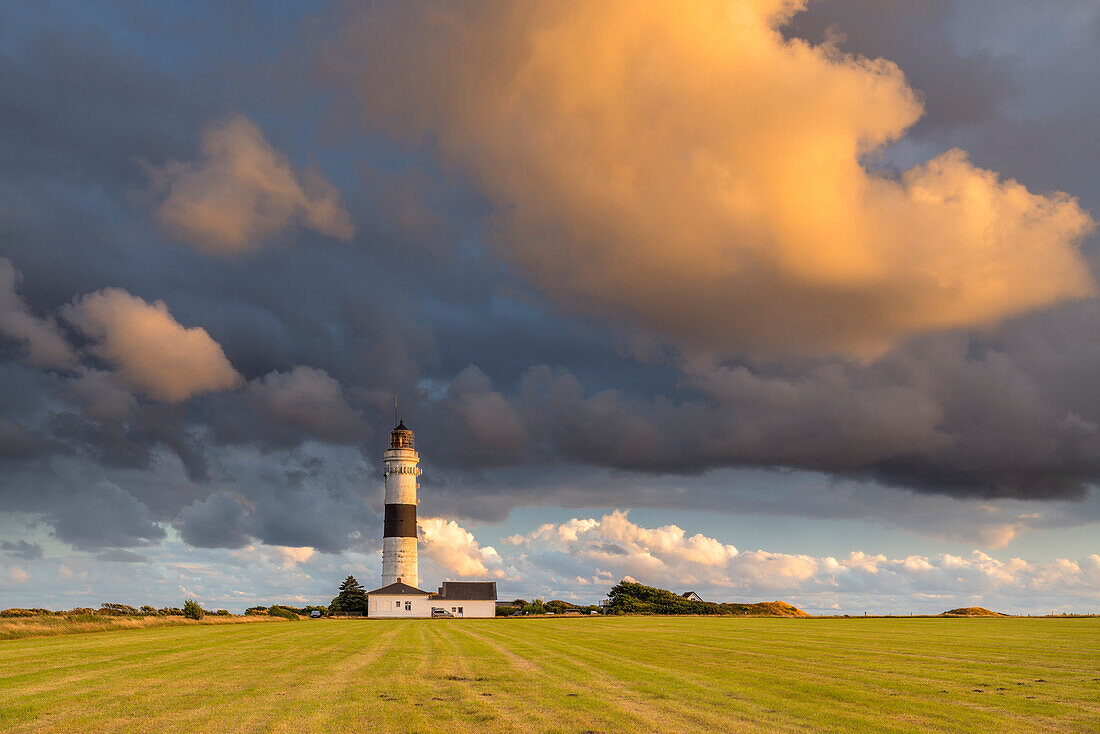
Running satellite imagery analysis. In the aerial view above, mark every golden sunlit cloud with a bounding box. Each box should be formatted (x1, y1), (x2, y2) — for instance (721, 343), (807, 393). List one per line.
(419, 517), (508, 579)
(324, 0), (1095, 356)
(62, 288), (242, 402)
(147, 115), (354, 254)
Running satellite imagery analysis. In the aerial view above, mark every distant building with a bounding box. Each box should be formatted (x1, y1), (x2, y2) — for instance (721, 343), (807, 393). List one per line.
(681, 591), (705, 602)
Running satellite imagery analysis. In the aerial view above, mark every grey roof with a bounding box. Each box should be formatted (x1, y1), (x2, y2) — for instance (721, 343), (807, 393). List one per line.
(366, 581), (431, 596)
(434, 581), (497, 600)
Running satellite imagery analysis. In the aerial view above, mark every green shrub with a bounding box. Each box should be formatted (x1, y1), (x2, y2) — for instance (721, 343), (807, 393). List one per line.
(100, 603), (140, 616)
(66, 612), (104, 622)
(182, 599), (204, 620)
(267, 606), (298, 621)
(215, 609), (230, 616)
(1, 608), (37, 617)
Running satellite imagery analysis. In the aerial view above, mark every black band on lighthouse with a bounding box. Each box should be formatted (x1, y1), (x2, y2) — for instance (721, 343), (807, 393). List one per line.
(383, 503), (417, 537)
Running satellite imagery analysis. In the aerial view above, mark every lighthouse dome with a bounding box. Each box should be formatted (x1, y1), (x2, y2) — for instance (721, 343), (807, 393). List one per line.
(390, 421), (415, 449)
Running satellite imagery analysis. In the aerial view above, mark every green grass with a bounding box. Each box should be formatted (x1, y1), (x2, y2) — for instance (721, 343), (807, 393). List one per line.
(1, 617), (1097, 733)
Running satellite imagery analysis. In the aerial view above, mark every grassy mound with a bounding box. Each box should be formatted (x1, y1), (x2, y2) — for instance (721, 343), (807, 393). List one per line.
(941, 607), (1006, 617)
(737, 601), (809, 617)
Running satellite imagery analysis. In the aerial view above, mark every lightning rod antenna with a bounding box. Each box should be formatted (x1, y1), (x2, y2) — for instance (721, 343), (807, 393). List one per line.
(394, 393), (398, 427)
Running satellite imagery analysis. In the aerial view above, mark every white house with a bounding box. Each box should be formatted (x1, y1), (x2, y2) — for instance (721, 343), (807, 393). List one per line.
(430, 582), (497, 618)
(366, 580), (497, 618)
(366, 581), (433, 617)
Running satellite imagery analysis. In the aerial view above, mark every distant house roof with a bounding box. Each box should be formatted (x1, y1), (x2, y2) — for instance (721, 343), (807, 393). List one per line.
(366, 581), (431, 596)
(681, 591), (704, 601)
(431, 581), (497, 601)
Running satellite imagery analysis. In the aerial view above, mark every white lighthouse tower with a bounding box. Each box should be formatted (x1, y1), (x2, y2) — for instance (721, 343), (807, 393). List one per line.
(381, 418), (420, 589)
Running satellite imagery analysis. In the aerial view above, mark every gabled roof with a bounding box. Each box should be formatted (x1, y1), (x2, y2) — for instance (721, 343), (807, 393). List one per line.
(434, 581), (497, 600)
(366, 581), (431, 596)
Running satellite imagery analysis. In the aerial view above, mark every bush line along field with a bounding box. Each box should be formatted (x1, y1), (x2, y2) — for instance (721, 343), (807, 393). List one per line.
(2, 617), (1097, 733)
(0, 612), (286, 640)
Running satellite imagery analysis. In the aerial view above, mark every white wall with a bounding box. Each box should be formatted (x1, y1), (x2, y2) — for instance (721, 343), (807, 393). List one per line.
(435, 599), (495, 618)
(368, 595), (432, 618)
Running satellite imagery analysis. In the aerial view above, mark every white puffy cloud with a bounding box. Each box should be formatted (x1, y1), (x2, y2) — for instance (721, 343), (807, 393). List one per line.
(418, 517), (512, 580)
(7, 565), (30, 584)
(62, 288), (241, 402)
(0, 258), (77, 369)
(147, 115), (354, 254)
(498, 511), (1100, 613)
(274, 546), (315, 569)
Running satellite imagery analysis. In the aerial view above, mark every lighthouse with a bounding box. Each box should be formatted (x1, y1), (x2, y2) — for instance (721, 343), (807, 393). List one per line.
(381, 419), (420, 589)
(363, 414), (499, 617)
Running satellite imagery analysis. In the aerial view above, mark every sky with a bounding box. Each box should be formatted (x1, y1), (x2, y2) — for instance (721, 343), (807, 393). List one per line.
(1, 0), (1099, 616)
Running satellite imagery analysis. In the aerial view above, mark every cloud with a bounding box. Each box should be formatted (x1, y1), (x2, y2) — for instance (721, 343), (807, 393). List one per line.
(212, 365), (369, 450)
(0, 258), (77, 369)
(0, 417), (49, 460)
(275, 545), (315, 568)
(47, 480), (166, 551)
(173, 444), (380, 553)
(7, 565), (30, 584)
(498, 511), (1100, 612)
(419, 517), (510, 579)
(785, 0), (1019, 134)
(62, 288), (241, 402)
(322, 0), (1095, 357)
(176, 492), (254, 549)
(96, 549), (148, 563)
(146, 114), (354, 254)
(1, 540), (44, 560)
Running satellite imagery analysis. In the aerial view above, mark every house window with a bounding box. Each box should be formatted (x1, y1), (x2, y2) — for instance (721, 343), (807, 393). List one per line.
(404, 601), (412, 611)
(451, 607), (456, 613)
(458, 607), (463, 615)
(395, 601), (400, 608)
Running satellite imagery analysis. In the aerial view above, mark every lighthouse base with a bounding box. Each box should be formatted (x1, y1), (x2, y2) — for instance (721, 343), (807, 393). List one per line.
(381, 536), (418, 589)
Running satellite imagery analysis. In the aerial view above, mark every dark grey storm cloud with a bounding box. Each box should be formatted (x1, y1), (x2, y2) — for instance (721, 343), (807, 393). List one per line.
(784, 0), (1019, 135)
(2, 0), (1100, 555)
(175, 447), (382, 553)
(48, 481), (167, 551)
(2, 539), (44, 560)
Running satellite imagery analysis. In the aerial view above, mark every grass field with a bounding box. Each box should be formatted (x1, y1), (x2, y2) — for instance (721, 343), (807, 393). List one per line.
(2, 617), (1097, 733)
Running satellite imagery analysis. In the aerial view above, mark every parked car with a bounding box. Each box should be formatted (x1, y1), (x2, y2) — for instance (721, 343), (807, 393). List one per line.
(310, 610), (322, 619)
(431, 608), (454, 618)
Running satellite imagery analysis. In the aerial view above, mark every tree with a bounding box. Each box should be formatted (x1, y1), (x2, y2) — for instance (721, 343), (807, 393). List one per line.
(182, 599), (204, 620)
(520, 599), (547, 615)
(329, 575), (368, 614)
